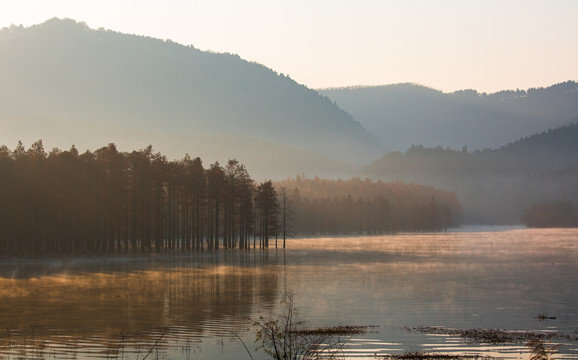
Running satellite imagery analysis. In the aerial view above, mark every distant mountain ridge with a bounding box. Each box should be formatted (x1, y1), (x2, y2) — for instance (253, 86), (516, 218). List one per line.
(320, 82), (578, 152)
(0, 18), (381, 179)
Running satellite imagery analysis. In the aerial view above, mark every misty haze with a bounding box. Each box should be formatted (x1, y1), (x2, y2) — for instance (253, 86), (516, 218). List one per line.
(0, 14), (576, 360)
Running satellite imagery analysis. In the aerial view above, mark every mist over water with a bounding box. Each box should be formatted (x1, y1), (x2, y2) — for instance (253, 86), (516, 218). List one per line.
(0, 227), (576, 359)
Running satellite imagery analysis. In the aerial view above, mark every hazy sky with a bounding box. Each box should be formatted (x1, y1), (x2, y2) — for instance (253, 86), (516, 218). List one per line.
(1, 0), (577, 93)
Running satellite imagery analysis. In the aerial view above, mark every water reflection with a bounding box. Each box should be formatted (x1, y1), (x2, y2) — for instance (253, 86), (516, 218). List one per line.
(0, 251), (280, 359)
(0, 228), (576, 360)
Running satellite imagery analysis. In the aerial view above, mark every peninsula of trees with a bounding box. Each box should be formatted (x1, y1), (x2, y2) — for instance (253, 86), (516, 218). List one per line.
(276, 176), (461, 235)
(0, 141), (462, 255)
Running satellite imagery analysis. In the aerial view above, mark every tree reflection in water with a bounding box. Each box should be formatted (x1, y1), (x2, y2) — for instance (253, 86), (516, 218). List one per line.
(0, 250), (280, 359)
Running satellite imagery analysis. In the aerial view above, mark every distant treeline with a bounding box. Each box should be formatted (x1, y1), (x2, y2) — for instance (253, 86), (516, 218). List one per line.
(275, 176), (462, 235)
(0, 141), (463, 255)
(522, 201), (578, 228)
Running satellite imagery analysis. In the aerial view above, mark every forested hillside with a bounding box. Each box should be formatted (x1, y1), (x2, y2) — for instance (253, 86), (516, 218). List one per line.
(365, 124), (578, 224)
(0, 19), (381, 180)
(320, 82), (578, 152)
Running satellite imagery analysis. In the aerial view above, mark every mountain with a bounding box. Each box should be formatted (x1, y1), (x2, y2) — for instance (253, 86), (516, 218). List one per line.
(0, 18), (382, 180)
(365, 124), (578, 224)
(320, 82), (578, 152)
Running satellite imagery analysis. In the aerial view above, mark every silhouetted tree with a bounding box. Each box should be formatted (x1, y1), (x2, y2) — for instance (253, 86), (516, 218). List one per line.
(255, 181), (279, 248)
(278, 187), (295, 248)
(207, 162), (225, 249)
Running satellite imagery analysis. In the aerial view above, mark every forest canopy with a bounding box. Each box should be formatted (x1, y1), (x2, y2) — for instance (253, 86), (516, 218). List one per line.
(0, 141), (462, 255)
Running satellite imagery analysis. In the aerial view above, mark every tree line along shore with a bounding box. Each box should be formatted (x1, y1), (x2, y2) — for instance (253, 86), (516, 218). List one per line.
(0, 141), (461, 255)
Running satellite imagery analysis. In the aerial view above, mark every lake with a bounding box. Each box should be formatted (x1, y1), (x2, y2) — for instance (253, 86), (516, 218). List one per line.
(0, 226), (576, 359)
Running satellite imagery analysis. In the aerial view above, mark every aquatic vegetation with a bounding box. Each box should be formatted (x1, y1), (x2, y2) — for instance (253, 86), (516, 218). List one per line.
(254, 292), (371, 360)
(527, 339), (560, 360)
(291, 325), (377, 336)
(405, 327), (577, 344)
(380, 352), (494, 360)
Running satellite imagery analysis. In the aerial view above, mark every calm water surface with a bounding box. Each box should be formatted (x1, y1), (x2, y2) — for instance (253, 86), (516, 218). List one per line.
(0, 227), (576, 359)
